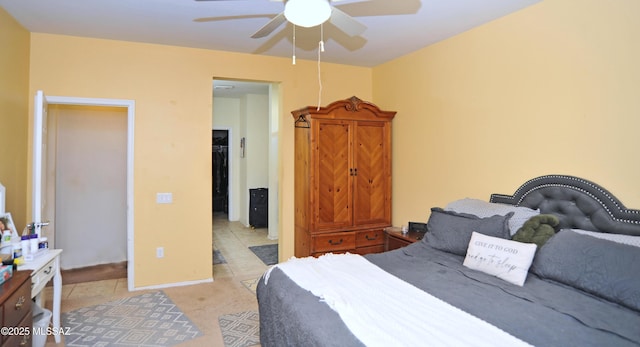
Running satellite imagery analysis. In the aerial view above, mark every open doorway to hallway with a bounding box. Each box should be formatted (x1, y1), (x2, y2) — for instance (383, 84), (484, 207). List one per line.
(212, 78), (279, 277)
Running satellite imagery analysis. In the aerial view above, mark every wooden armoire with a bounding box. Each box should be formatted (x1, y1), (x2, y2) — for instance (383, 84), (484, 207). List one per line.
(293, 96), (396, 257)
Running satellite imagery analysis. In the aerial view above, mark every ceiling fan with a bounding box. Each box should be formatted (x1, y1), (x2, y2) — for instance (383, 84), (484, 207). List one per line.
(195, 0), (367, 39)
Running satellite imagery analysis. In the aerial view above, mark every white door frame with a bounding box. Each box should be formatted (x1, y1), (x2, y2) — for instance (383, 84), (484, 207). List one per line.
(35, 92), (136, 291)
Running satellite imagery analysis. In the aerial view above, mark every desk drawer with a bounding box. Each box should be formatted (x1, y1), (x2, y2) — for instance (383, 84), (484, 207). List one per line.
(312, 232), (356, 253)
(3, 311), (32, 347)
(31, 258), (56, 298)
(4, 276), (32, 329)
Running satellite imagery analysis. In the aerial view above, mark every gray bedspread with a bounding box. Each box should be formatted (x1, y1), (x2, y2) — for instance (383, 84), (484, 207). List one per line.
(257, 241), (640, 346)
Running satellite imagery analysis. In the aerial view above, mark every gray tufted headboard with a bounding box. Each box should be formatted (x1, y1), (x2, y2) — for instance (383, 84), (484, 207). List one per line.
(490, 175), (640, 236)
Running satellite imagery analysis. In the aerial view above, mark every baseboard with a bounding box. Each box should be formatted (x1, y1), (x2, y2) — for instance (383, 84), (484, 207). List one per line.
(60, 261), (128, 285)
(130, 277), (214, 291)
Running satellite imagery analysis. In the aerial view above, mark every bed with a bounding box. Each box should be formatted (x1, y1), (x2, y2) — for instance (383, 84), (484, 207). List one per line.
(257, 175), (640, 346)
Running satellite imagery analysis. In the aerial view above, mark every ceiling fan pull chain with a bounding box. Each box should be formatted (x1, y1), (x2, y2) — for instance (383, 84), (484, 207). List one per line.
(320, 22), (325, 52)
(292, 24), (296, 65)
(317, 23), (324, 111)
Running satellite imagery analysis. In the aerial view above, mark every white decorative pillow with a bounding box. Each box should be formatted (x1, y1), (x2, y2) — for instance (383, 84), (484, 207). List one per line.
(463, 232), (537, 286)
(445, 198), (540, 236)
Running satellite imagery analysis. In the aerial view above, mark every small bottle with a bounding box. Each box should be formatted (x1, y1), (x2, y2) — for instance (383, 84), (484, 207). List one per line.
(2, 230), (10, 243)
(39, 237), (49, 250)
(30, 234), (39, 254)
(12, 243), (22, 261)
(21, 235), (30, 258)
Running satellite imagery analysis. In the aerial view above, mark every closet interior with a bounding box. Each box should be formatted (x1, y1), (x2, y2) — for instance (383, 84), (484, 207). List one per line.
(212, 130), (229, 214)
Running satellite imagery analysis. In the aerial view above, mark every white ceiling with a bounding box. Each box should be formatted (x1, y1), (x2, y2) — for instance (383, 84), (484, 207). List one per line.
(213, 79), (270, 97)
(1, 0), (541, 68)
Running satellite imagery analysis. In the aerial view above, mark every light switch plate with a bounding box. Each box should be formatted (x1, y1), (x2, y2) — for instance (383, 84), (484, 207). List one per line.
(156, 192), (173, 204)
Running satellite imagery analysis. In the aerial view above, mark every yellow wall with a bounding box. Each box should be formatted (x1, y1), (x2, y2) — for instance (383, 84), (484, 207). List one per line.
(374, 0), (640, 226)
(8, 0), (640, 288)
(28, 33), (371, 287)
(0, 7), (30, 230)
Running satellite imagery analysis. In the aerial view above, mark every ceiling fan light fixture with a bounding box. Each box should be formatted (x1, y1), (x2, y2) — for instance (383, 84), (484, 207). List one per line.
(284, 0), (332, 28)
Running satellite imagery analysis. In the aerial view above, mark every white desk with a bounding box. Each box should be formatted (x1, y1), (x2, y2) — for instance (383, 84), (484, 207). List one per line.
(18, 249), (63, 344)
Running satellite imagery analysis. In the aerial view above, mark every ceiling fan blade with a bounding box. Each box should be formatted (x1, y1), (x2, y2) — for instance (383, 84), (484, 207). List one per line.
(194, 0), (283, 1)
(251, 12), (286, 38)
(329, 7), (366, 37)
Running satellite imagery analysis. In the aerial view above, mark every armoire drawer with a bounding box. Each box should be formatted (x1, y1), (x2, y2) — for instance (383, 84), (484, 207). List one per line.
(312, 232), (356, 253)
(353, 245), (385, 255)
(355, 229), (385, 248)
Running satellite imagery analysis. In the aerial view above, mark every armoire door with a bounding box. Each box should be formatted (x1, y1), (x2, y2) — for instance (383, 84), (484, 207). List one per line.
(314, 119), (353, 231)
(353, 121), (391, 226)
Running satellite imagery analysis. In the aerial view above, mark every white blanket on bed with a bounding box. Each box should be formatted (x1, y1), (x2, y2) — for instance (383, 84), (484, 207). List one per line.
(265, 253), (532, 347)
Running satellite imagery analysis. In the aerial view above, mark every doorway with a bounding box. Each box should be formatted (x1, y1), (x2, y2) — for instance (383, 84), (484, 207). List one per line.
(33, 91), (135, 290)
(212, 79), (279, 273)
(52, 105), (127, 270)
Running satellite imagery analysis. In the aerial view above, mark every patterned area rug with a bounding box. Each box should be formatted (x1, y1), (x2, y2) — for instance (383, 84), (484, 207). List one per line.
(62, 291), (202, 346)
(240, 277), (260, 294)
(248, 244), (278, 265)
(218, 311), (260, 347)
(214, 249), (227, 264)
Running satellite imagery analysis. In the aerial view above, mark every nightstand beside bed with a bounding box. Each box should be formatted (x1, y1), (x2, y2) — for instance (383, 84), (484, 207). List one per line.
(384, 227), (425, 251)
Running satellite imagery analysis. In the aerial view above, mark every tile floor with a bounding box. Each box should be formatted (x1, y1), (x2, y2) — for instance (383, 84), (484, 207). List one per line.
(42, 212), (277, 346)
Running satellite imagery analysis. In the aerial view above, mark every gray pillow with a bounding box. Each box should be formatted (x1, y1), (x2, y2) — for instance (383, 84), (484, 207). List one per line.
(444, 198), (540, 236)
(570, 228), (640, 248)
(531, 230), (640, 311)
(425, 208), (513, 256)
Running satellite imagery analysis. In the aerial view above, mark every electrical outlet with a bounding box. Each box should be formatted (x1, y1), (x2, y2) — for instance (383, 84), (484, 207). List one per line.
(156, 192), (173, 204)
(156, 247), (164, 258)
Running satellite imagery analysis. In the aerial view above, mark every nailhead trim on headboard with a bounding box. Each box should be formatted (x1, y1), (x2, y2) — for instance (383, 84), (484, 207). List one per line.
(490, 175), (640, 231)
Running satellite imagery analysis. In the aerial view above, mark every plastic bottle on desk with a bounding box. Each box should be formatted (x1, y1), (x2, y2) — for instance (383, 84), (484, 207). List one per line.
(20, 235), (30, 258)
(39, 237), (49, 250)
(11, 242), (23, 265)
(30, 234), (39, 255)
